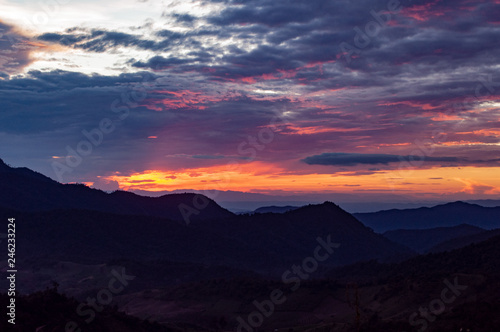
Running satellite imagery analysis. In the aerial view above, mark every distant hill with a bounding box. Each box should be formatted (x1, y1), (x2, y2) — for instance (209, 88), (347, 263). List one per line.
(354, 201), (500, 233)
(467, 199), (500, 207)
(428, 228), (500, 253)
(0, 158), (233, 222)
(383, 224), (484, 253)
(253, 205), (300, 213)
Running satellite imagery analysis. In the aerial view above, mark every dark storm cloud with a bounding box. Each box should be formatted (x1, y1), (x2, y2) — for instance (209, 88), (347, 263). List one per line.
(302, 153), (460, 166)
(207, 1), (322, 27)
(0, 70), (159, 134)
(205, 0), (398, 27)
(170, 13), (197, 24)
(0, 69), (295, 179)
(132, 55), (193, 69)
(0, 69), (158, 93)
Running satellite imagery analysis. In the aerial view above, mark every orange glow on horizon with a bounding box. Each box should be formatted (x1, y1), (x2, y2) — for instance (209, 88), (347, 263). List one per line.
(101, 163), (500, 197)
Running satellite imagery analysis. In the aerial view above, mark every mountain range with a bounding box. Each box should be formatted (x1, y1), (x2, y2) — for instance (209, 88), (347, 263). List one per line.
(2, 158), (500, 331)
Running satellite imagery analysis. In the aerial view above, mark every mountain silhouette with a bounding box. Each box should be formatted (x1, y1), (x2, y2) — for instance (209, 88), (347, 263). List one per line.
(0, 158), (233, 222)
(354, 201), (500, 232)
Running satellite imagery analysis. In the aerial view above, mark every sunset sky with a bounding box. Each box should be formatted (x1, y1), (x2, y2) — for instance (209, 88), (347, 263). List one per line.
(1, 0), (499, 204)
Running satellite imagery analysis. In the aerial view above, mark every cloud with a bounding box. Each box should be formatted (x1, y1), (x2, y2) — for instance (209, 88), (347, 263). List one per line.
(170, 13), (198, 24)
(0, 20), (47, 75)
(456, 179), (499, 195)
(0, 68), (294, 180)
(32, 0), (500, 96)
(302, 153), (459, 166)
(207, 1), (324, 27)
(131, 55), (194, 69)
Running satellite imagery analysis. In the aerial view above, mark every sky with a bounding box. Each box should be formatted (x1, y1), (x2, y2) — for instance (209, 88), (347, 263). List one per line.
(0, 0), (499, 204)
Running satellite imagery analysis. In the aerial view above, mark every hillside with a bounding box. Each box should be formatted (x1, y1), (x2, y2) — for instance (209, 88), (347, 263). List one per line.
(428, 228), (500, 253)
(38, 233), (500, 332)
(0, 288), (180, 332)
(383, 224), (484, 253)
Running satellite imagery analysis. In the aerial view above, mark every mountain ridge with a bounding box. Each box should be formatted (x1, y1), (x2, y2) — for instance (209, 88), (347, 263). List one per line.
(354, 201), (500, 232)
(0, 158), (233, 222)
